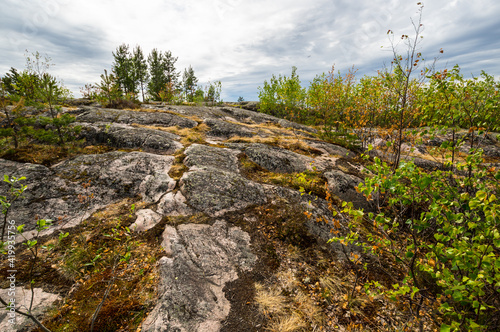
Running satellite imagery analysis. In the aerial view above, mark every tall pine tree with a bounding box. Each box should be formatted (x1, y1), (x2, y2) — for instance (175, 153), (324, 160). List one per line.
(182, 65), (198, 102)
(112, 44), (136, 96)
(132, 45), (149, 101)
(147, 49), (179, 101)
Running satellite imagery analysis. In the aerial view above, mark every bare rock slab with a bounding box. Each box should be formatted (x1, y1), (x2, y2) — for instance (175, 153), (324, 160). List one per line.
(77, 122), (182, 154)
(0, 152), (175, 234)
(203, 118), (255, 139)
(180, 168), (266, 217)
(184, 144), (240, 174)
(142, 220), (256, 332)
(75, 108), (198, 128)
(244, 143), (315, 173)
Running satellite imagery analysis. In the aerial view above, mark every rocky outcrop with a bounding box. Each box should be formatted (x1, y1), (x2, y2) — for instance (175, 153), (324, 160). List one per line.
(239, 143), (315, 174)
(74, 107), (198, 128)
(180, 168), (267, 217)
(0, 151), (175, 235)
(141, 220), (256, 332)
(5, 104), (495, 331)
(77, 122), (182, 153)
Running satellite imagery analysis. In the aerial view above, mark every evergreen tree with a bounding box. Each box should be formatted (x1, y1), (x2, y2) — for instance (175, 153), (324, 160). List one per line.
(182, 65), (198, 102)
(132, 45), (149, 102)
(112, 44), (135, 96)
(147, 48), (165, 101)
(2, 68), (20, 95)
(147, 49), (179, 101)
(163, 51), (180, 91)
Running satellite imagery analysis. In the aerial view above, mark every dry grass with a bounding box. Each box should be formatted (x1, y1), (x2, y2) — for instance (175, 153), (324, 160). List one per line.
(225, 135), (282, 145)
(266, 312), (307, 332)
(295, 290), (325, 327)
(225, 135), (323, 158)
(0, 142), (113, 166)
(255, 283), (290, 316)
(132, 123), (209, 147)
(170, 124), (209, 146)
(168, 149), (188, 181)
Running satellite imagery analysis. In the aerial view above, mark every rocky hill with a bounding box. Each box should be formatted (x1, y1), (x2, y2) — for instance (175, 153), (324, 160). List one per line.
(1, 103), (499, 331)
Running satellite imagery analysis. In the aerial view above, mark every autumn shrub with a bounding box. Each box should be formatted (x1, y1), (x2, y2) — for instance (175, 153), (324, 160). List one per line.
(331, 145), (500, 331)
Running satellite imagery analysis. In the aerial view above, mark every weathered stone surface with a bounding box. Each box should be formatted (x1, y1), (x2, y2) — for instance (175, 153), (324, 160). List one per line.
(75, 108), (198, 128)
(141, 220), (256, 332)
(180, 168), (267, 217)
(277, 119), (318, 134)
(157, 191), (194, 216)
(0, 152), (175, 235)
(204, 118), (255, 139)
(306, 140), (355, 158)
(77, 122), (182, 154)
(0, 288), (61, 332)
(184, 144), (240, 173)
(243, 143), (315, 173)
(53, 151), (176, 204)
(324, 170), (374, 211)
(131, 209), (163, 232)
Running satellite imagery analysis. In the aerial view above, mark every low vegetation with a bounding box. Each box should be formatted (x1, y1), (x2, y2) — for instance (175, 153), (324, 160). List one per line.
(254, 5), (500, 331)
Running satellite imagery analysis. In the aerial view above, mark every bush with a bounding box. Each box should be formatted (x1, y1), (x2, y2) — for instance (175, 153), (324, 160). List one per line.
(331, 145), (500, 331)
(106, 98), (140, 109)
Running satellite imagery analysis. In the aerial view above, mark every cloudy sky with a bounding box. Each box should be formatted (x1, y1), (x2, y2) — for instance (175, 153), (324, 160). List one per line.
(1, 0), (499, 101)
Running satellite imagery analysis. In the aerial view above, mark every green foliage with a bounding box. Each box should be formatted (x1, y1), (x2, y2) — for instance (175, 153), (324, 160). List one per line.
(204, 80), (222, 106)
(307, 66), (358, 140)
(112, 44), (136, 96)
(258, 66), (307, 121)
(0, 51), (78, 150)
(330, 143), (500, 331)
(148, 49), (180, 101)
(182, 65), (198, 102)
(132, 45), (149, 102)
(0, 175), (27, 243)
(96, 69), (121, 106)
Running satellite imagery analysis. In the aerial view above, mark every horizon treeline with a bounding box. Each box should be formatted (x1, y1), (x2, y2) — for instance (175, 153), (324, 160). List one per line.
(81, 44), (222, 106)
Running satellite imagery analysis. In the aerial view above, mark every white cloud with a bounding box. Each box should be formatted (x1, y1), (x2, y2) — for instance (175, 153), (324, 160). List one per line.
(1, 0), (499, 100)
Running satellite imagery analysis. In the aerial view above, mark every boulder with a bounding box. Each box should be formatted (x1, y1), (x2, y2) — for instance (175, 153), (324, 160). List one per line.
(130, 209), (163, 232)
(157, 191), (194, 216)
(141, 220), (256, 332)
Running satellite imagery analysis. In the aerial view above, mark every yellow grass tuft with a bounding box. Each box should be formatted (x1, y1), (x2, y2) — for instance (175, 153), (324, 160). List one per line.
(254, 282), (289, 316)
(265, 312), (307, 332)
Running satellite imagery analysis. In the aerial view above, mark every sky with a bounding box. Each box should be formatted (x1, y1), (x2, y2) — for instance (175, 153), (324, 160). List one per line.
(1, 0), (499, 101)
